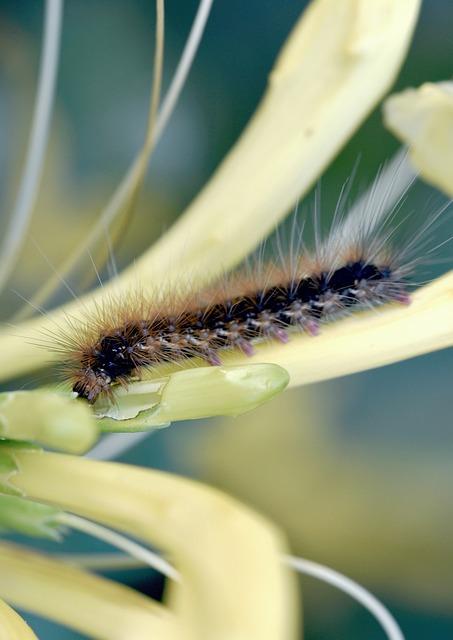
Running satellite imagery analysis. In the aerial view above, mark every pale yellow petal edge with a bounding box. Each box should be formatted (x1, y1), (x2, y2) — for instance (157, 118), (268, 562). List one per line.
(0, 598), (37, 640)
(384, 81), (453, 198)
(0, 541), (175, 640)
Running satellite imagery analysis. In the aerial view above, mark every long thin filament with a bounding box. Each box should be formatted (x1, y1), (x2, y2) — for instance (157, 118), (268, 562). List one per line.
(0, 0), (63, 295)
(58, 512), (180, 582)
(15, 0), (214, 320)
(284, 555), (404, 640)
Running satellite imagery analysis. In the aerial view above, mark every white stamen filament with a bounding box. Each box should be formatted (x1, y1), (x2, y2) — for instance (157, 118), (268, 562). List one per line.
(0, 0), (63, 294)
(15, 0), (214, 320)
(283, 555), (404, 640)
(148, 0), (165, 140)
(153, 0), (213, 143)
(57, 512), (180, 582)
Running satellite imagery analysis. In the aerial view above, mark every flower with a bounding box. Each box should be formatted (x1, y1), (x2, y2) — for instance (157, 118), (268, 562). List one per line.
(4, 0), (450, 638)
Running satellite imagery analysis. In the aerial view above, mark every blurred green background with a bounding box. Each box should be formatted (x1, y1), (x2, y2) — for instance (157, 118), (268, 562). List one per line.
(1, 1), (453, 638)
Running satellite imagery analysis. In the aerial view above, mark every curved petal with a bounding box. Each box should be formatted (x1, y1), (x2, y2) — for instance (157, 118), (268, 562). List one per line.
(1, 446), (299, 640)
(0, 598), (37, 640)
(384, 81), (453, 197)
(126, 0), (421, 291)
(0, 541), (176, 640)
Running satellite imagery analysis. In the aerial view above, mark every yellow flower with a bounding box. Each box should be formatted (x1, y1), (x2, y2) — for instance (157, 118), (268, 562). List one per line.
(4, 1), (449, 639)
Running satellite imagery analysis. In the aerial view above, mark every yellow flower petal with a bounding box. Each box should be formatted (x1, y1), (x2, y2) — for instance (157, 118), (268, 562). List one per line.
(0, 598), (37, 640)
(126, 0), (421, 290)
(0, 541), (176, 640)
(1, 446), (299, 640)
(0, 0), (420, 382)
(383, 81), (453, 197)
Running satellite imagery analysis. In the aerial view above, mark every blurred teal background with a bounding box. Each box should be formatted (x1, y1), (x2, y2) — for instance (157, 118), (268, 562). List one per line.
(1, 1), (453, 638)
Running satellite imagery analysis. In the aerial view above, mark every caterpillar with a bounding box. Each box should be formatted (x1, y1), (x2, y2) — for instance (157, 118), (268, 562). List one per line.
(55, 159), (439, 405)
(68, 257), (407, 404)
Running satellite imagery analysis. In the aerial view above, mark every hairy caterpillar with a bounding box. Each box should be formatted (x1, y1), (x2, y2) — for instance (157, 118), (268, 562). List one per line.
(53, 160), (444, 404)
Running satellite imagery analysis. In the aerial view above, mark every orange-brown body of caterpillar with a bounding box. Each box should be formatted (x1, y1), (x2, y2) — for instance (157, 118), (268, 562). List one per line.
(67, 257), (408, 403)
